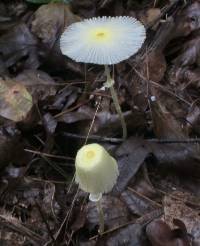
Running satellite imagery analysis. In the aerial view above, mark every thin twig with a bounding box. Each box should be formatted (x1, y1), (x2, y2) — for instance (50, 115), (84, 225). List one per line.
(132, 66), (191, 106)
(62, 132), (200, 144)
(148, 138), (200, 144)
(89, 208), (163, 241)
(62, 132), (123, 143)
(24, 149), (74, 161)
(54, 99), (91, 118)
(127, 187), (162, 208)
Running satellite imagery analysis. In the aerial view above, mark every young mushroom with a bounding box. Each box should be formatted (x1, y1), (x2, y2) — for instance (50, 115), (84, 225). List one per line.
(75, 143), (119, 234)
(60, 16), (146, 139)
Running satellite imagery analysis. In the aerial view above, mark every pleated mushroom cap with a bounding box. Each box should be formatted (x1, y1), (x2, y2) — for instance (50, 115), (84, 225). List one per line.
(60, 16), (146, 65)
(75, 143), (119, 197)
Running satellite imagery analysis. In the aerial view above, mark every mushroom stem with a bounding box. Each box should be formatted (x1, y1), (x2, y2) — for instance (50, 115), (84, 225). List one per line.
(104, 65), (127, 140)
(96, 198), (104, 235)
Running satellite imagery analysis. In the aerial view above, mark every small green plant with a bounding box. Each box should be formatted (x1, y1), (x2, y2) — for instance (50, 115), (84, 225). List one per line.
(75, 143), (119, 234)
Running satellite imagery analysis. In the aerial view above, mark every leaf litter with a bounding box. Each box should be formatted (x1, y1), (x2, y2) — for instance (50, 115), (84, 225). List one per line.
(0, 0), (200, 245)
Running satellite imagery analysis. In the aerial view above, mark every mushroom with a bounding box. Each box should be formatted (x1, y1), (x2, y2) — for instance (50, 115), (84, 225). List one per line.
(75, 143), (119, 233)
(60, 16), (146, 139)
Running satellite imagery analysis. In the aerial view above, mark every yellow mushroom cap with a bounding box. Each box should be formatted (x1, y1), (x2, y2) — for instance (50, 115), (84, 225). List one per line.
(75, 143), (119, 198)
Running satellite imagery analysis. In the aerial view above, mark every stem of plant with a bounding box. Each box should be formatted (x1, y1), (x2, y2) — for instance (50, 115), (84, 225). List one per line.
(96, 199), (104, 235)
(104, 65), (127, 140)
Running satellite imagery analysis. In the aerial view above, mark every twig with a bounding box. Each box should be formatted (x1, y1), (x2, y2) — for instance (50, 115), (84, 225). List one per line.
(62, 132), (200, 144)
(89, 208), (163, 241)
(24, 149), (74, 161)
(54, 99), (91, 119)
(148, 138), (200, 144)
(62, 132), (123, 143)
(127, 187), (162, 208)
(132, 67), (191, 106)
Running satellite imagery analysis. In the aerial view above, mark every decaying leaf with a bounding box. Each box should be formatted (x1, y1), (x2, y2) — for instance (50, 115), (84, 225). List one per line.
(105, 224), (144, 246)
(146, 219), (191, 246)
(163, 191), (200, 243)
(150, 98), (187, 139)
(0, 23), (39, 70)
(71, 0), (96, 18)
(0, 126), (26, 169)
(115, 137), (200, 180)
(0, 78), (33, 122)
(113, 138), (149, 194)
(31, 3), (80, 48)
(173, 33), (200, 68)
(121, 189), (158, 216)
(15, 69), (56, 102)
(174, 2), (200, 38)
(31, 2), (83, 73)
(139, 8), (161, 26)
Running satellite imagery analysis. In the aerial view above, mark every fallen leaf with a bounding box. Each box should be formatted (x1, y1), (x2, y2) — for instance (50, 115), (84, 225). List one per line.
(146, 219), (191, 246)
(30, 2), (84, 74)
(163, 191), (200, 243)
(143, 50), (167, 83)
(71, 0), (96, 18)
(15, 69), (56, 102)
(150, 98), (187, 139)
(0, 78), (33, 122)
(174, 2), (200, 38)
(31, 3), (80, 48)
(0, 126), (27, 169)
(173, 33), (200, 68)
(105, 223), (144, 246)
(121, 189), (158, 216)
(0, 23), (39, 70)
(113, 138), (149, 194)
(139, 8), (161, 26)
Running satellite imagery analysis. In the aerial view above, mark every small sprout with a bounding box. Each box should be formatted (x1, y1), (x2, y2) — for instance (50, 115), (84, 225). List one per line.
(75, 143), (119, 234)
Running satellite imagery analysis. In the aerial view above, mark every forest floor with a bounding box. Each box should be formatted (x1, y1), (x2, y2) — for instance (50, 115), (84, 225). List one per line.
(0, 0), (200, 245)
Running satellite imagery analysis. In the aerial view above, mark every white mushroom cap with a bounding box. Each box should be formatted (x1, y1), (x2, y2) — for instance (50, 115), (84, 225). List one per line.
(60, 16), (146, 65)
(75, 143), (119, 199)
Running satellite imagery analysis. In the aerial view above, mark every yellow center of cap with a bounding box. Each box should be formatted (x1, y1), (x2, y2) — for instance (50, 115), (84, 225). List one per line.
(89, 28), (112, 42)
(96, 32), (105, 37)
(86, 150), (95, 159)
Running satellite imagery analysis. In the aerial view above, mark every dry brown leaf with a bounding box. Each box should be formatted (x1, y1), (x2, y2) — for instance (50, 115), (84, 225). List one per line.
(0, 78), (33, 122)
(150, 98), (187, 139)
(15, 69), (56, 102)
(174, 2), (200, 38)
(0, 23), (39, 70)
(139, 8), (161, 26)
(31, 3), (80, 48)
(71, 0), (96, 18)
(163, 191), (200, 243)
(146, 219), (191, 246)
